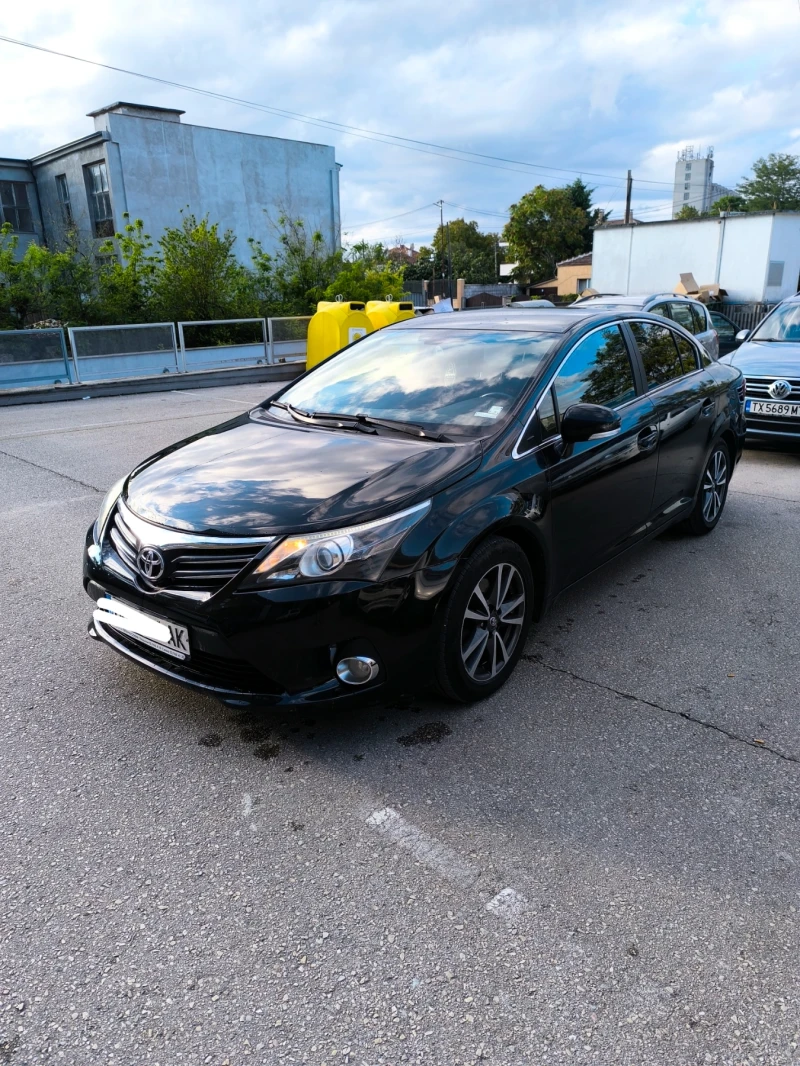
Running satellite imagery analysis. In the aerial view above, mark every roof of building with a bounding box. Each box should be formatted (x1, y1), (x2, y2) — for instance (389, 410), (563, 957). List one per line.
(87, 102), (186, 118)
(557, 252), (592, 267)
(530, 277), (558, 288)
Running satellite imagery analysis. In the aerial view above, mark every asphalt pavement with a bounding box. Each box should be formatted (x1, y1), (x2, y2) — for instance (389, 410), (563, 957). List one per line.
(1, 384), (799, 1065)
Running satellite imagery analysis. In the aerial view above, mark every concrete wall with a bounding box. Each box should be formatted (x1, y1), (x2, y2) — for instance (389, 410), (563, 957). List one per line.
(99, 111), (340, 262)
(32, 134), (112, 251)
(592, 214), (800, 302)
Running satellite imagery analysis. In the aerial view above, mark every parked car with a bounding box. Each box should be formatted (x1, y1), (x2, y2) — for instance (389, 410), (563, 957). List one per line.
(511, 299), (556, 308)
(575, 293), (719, 359)
(84, 308), (745, 708)
(708, 309), (740, 357)
(720, 293), (800, 443)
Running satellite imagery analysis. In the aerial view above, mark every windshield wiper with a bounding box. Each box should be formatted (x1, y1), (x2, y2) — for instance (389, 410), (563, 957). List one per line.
(268, 400), (376, 433)
(752, 337), (791, 342)
(312, 411), (452, 442)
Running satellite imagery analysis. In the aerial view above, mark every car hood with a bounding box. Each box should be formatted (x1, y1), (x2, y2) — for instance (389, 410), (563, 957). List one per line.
(124, 413), (482, 536)
(725, 340), (800, 377)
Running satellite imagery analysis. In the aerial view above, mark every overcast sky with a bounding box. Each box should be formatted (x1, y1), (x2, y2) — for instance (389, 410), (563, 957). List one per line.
(3, 0), (800, 249)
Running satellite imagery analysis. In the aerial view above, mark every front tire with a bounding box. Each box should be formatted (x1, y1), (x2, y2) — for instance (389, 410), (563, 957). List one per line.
(435, 536), (534, 703)
(684, 440), (730, 535)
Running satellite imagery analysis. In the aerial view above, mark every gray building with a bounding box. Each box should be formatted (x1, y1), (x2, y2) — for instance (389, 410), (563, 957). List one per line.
(672, 146), (732, 218)
(1, 102), (341, 261)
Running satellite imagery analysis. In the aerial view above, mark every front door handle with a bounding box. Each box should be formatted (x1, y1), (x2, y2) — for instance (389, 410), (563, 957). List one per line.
(637, 425), (659, 451)
(700, 398), (714, 418)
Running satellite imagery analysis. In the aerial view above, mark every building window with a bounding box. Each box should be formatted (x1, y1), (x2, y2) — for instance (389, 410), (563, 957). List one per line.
(577, 277), (590, 293)
(684, 193), (690, 200)
(83, 161), (114, 238)
(684, 182), (690, 190)
(767, 261), (785, 288)
(55, 174), (73, 227)
(0, 181), (34, 232)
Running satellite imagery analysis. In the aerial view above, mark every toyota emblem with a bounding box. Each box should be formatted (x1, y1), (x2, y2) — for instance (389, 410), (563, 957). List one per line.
(136, 546), (165, 582)
(768, 379), (792, 400)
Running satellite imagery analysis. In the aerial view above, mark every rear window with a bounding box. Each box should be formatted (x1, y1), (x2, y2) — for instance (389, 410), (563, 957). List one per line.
(673, 333), (700, 373)
(689, 303), (708, 334)
(629, 322), (685, 388)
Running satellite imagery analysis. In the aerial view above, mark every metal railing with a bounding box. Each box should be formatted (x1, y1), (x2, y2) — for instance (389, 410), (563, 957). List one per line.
(177, 318), (269, 372)
(268, 317), (311, 363)
(68, 323), (179, 383)
(0, 328), (73, 390)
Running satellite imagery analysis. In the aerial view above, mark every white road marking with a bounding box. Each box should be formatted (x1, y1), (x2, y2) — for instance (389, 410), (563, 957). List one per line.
(365, 807), (479, 890)
(486, 887), (528, 920)
(242, 793), (253, 819)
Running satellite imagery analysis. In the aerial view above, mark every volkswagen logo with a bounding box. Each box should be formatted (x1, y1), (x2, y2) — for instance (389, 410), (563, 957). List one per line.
(136, 546), (165, 582)
(768, 379), (792, 400)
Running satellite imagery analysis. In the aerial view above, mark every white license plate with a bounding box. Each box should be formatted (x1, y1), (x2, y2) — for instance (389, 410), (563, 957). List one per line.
(94, 597), (190, 659)
(746, 399), (800, 418)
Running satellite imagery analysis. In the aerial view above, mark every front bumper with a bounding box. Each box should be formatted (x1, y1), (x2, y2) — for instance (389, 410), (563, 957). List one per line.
(84, 528), (452, 707)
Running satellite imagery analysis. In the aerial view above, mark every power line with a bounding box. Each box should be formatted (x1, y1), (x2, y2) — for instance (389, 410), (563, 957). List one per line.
(0, 34), (679, 188)
(342, 203), (439, 230)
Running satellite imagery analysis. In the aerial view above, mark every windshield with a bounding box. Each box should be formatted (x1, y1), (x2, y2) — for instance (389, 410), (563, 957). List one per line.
(752, 302), (800, 342)
(273, 328), (557, 437)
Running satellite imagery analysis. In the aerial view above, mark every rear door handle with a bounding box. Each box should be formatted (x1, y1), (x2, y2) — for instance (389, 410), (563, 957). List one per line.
(637, 425), (658, 451)
(700, 398), (714, 418)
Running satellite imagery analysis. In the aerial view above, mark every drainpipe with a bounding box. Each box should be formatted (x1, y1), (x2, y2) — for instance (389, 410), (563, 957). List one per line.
(625, 223), (634, 294)
(714, 214), (726, 285)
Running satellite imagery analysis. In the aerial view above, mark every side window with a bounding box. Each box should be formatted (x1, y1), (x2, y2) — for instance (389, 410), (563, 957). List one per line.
(689, 303), (708, 334)
(710, 312), (736, 343)
(629, 322), (685, 389)
(673, 332), (700, 374)
(552, 326), (637, 416)
(538, 387), (558, 439)
(668, 301), (697, 333)
(649, 302), (672, 320)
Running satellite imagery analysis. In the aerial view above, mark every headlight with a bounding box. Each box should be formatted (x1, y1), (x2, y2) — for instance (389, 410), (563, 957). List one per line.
(243, 500), (431, 587)
(94, 477), (126, 543)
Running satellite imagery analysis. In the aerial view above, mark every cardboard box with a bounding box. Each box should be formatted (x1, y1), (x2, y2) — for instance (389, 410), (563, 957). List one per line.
(674, 273), (728, 303)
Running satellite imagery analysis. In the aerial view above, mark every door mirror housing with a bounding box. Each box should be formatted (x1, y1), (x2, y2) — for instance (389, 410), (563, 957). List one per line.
(735, 329), (750, 345)
(560, 403), (622, 443)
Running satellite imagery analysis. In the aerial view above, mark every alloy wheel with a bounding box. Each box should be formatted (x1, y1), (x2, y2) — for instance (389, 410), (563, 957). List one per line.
(460, 562), (526, 682)
(702, 448), (728, 524)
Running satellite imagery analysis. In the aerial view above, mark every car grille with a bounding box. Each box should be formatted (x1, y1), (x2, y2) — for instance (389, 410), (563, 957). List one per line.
(105, 501), (273, 596)
(744, 375), (800, 400)
(105, 625), (283, 695)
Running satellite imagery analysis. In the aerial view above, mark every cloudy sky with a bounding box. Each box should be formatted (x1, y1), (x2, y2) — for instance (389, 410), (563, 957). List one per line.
(2, 0), (800, 248)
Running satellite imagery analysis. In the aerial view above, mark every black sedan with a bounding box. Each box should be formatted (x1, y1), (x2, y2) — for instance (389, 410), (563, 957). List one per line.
(84, 308), (745, 707)
(721, 293), (800, 444)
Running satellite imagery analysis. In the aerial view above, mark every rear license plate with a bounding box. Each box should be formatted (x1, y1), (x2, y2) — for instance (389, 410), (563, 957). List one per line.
(745, 399), (800, 418)
(94, 597), (190, 659)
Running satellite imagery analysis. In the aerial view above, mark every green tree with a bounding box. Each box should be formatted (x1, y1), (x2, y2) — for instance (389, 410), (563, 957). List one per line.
(737, 153), (800, 211)
(0, 222), (98, 328)
(503, 186), (586, 282)
(321, 241), (404, 303)
(250, 215), (342, 316)
(675, 204), (701, 219)
(564, 177), (603, 253)
(96, 215), (160, 323)
(152, 212), (256, 322)
(712, 194), (748, 214)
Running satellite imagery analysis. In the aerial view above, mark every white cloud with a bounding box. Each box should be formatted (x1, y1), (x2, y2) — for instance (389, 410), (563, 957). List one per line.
(1, 0), (799, 236)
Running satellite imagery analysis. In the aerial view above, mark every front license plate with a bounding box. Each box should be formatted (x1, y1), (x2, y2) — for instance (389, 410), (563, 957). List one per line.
(94, 597), (190, 660)
(745, 399), (800, 418)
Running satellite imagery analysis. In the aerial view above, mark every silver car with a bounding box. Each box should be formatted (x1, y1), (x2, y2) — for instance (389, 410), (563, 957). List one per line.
(575, 293), (720, 360)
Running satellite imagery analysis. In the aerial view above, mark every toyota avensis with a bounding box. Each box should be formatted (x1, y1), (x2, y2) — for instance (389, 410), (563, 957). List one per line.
(84, 309), (745, 707)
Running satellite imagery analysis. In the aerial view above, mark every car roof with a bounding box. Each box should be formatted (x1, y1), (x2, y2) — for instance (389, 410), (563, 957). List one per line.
(577, 293), (694, 306)
(390, 306), (687, 335)
(392, 307), (599, 333)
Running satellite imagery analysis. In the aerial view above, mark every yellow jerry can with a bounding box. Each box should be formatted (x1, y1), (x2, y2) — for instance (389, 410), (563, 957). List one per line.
(364, 299), (416, 331)
(306, 300), (372, 369)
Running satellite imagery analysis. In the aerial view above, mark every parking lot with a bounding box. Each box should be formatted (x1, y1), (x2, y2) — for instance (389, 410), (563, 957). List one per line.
(2, 381), (799, 1065)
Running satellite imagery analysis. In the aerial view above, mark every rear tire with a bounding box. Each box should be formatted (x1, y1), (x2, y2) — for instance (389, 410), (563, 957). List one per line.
(684, 440), (730, 535)
(435, 536), (534, 703)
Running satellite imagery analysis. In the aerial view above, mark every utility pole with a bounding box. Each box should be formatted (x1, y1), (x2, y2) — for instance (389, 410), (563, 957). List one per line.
(624, 170), (633, 225)
(446, 221), (454, 301)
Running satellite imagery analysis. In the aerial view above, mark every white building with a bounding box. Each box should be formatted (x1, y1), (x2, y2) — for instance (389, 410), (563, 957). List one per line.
(672, 146), (732, 218)
(591, 212), (800, 304)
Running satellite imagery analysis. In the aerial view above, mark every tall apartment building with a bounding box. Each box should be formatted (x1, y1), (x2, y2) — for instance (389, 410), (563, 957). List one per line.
(0, 102), (341, 262)
(672, 146), (732, 218)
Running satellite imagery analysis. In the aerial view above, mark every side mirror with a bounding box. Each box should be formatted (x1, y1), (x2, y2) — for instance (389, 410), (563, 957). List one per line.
(735, 329), (750, 345)
(560, 403), (621, 443)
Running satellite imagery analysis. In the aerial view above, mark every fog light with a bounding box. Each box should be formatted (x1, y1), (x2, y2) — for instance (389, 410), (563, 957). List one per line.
(336, 656), (379, 686)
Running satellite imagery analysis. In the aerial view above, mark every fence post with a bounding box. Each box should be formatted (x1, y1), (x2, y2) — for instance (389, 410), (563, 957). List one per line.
(267, 318), (275, 365)
(260, 318), (269, 365)
(65, 327), (83, 384)
(175, 322), (187, 373)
